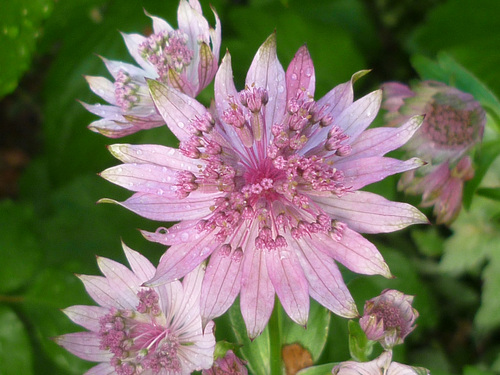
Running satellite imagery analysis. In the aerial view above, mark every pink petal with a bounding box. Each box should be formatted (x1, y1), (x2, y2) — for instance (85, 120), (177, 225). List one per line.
(166, 69), (196, 97)
(77, 274), (130, 309)
(210, 6), (222, 60)
(240, 244), (275, 338)
(286, 45), (315, 100)
(197, 42), (217, 92)
(146, 231), (218, 286)
(81, 102), (124, 121)
(293, 237), (358, 318)
(266, 245), (309, 326)
(178, 0), (209, 53)
(147, 12), (174, 34)
(177, 264), (205, 318)
(62, 305), (107, 332)
(84, 362), (115, 375)
(200, 245), (243, 324)
(148, 80), (206, 141)
(100, 163), (184, 196)
(122, 242), (156, 281)
(96, 256), (141, 307)
(245, 33), (286, 138)
(141, 220), (207, 246)
(88, 119), (137, 138)
(120, 33), (154, 74)
(54, 332), (111, 362)
(308, 229), (391, 277)
(101, 56), (150, 80)
(311, 191), (428, 234)
(381, 82), (414, 112)
(98, 192), (214, 221)
(107, 144), (203, 171)
(336, 90), (382, 141)
(344, 115), (423, 161)
(84, 76), (116, 105)
(339, 157), (425, 190)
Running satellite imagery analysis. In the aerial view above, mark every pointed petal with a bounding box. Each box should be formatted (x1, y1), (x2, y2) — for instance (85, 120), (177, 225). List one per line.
(286, 45), (315, 100)
(107, 144), (203, 171)
(266, 245), (309, 326)
(88, 119), (137, 138)
(197, 42), (217, 92)
(246, 33), (286, 135)
(62, 305), (107, 332)
(146, 231), (218, 286)
(120, 32), (154, 73)
(98, 191), (214, 221)
(77, 274), (130, 309)
(84, 363), (116, 375)
(200, 245), (243, 324)
(81, 102), (124, 121)
(148, 79), (206, 141)
(84, 76), (116, 104)
(147, 12), (174, 34)
(100, 163), (183, 196)
(210, 5), (222, 59)
(293, 237), (358, 318)
(54, 332), (111, 362)
(344, 115), (423, 160)
(309, 229), (391, 277)
(311, 191), (428, 234)
(96, 256), (141, 307)
(240, 245), (275, 338)
(339, 157), (425, 191)
(167, 69), (196, 97)
(122, 242), (157, 281)
(141, 220), (206, 246)
(336, 90), (382, 141)
(178, 0), (210, 50)
(101, 56), (150, 80)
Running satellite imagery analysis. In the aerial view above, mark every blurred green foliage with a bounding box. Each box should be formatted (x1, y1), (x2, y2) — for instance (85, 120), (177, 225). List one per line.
(1, 0), (500, 374)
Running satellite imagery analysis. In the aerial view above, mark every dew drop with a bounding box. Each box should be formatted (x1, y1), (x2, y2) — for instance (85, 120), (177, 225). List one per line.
(181, 232), (189, 241)
(136, 149), (143, 155)
(291, 73), (298, 81)
(277, 85), (285, 93)
(178, 121), (185, 128)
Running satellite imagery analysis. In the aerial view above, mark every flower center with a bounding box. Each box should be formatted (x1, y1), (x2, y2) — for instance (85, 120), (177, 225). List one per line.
(98, 288), (181, 374)
(139, 30), (194, 81)
(114, 70), (141, 110)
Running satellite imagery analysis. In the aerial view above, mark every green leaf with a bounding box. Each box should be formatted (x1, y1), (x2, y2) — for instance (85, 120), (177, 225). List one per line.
(476, 187), (500, 202)
(348, 320), (374, 362)
(282, 299), (331, 362)
(0, 0), (53, 97)
(463, 140), (500, 209)
(0, 305), (34, 375)
(22, 268), (94, 375)
(228, 300), (270, 375)
(296, 363), (336, 375)
(463, 366), (497, 375)
(409, 0), (500, 99)
(0, 200), (41, 293)
(411, 226), (444, 257)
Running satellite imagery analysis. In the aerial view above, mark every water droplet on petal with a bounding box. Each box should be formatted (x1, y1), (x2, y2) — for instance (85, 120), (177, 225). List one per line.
(181, 232), (189, 241)
(178, 121), (185, 128)
(291, 73), (298, 81)
(277, 85), (284, 93)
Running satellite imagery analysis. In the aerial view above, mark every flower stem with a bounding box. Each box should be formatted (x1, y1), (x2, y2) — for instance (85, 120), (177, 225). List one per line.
(269, 299), (283, 375)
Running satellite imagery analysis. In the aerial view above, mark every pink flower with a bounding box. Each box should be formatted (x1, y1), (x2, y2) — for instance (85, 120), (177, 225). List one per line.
(202, 350), (248, 374)
(54, 242), (215, 374)
(359, 289), (418, 349)
(83, 0), (221, 138)
(332, 351), (430, 375)
(382, 81), (485, 224)
(100, 34), (427, 338)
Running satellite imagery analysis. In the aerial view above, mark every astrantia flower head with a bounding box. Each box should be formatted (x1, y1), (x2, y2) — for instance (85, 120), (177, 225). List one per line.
(332, 351), (430, 375)
(382, 81), (486, 224)
(84, 0), (221, 138)
(359, 289), (418, 349)
(100, 34), (427, 338)
(202, 350), (248, 375)
(55, 242), (215, 374)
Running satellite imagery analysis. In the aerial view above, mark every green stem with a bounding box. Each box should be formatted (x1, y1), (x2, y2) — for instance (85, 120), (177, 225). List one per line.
(269, 299), (282, 375)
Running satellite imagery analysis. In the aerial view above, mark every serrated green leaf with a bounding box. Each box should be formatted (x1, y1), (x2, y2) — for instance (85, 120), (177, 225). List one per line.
(0, 0), (53, 97)
(0, 200), (41, 293)
(282, 299), (331, 362)
(228, 300), (270, 375)
(0, 305), (34, 375)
